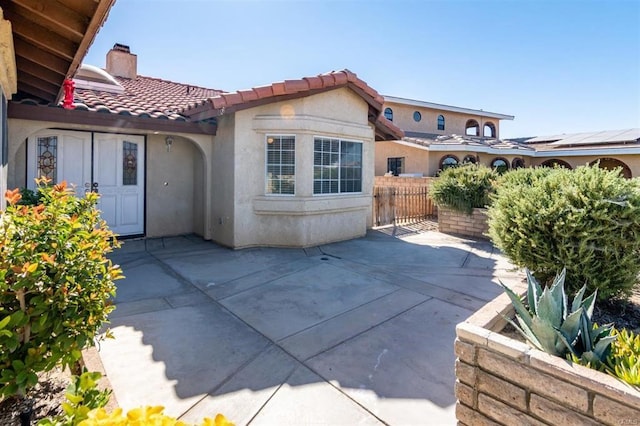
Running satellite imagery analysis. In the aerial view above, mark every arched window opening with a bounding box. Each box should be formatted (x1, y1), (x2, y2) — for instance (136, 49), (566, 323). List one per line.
(541, 159), (572, 170)
(465, 120), (479, 136)
(491, 157), (509, 174)
(439, 155), (459, 171)
(589, 158), (632, 179)
(413, 111), (422, 122)
(437, 115), (445, 131)
(511, 157), (525, 169)
(462, 155), (478, 164)
(384, 107), (393, 121)
(483, 122), (496, 138)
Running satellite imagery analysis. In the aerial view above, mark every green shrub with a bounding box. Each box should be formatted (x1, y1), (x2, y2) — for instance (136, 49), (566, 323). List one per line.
(0, 179), (123, 397)
(38, 371), (111, 426)
(606, 328), (640, 387)
(18, 188), (43, 206)
(431, 164), (498, 214)
(488, 165), (640, 300)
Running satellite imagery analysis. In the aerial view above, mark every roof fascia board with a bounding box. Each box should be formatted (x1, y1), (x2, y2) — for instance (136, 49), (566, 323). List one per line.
(55, 0), (116, 103)
(426, 144), (534, 155)
(8, 102), (217, 135)
(533, 147), (640, 157)
(383, 95), (514, 120)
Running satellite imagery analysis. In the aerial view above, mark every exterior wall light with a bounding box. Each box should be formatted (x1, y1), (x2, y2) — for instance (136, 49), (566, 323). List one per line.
(165, 136), (174, 152)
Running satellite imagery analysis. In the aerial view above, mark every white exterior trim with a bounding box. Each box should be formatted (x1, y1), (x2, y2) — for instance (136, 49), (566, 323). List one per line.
(383, 96), (514, 120)
(389, 140), (640, 157)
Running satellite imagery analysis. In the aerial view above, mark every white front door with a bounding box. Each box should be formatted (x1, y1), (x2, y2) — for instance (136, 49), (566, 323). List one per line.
(27, 130), (145, 236)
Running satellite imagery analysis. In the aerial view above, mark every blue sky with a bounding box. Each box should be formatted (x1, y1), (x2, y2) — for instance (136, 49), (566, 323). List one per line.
(84, 0), (640, 138)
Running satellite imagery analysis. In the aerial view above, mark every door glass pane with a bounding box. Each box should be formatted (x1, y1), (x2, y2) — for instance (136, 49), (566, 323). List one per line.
(37, 136), (57, 182)
(123, 141), (138, 185)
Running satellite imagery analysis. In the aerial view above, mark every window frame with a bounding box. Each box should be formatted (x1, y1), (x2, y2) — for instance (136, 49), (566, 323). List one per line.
(265, 134), (296, 196)
(413, 111), (422, 122)
(437, 115), (445, 131)
(387, 157), (404, 176)
(384, 107), (393, 121)
(439, 154), (459, 171)
(490, 157), (509, 174)
(313, 136), (363, 196)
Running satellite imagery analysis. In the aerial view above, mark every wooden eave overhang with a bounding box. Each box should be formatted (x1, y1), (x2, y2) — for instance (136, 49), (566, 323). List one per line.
(8, 102), (217, 135)
(0, 0), (115, 104)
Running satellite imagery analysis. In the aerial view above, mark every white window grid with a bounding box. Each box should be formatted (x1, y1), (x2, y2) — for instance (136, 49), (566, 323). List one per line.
(265, 135), (296, 195)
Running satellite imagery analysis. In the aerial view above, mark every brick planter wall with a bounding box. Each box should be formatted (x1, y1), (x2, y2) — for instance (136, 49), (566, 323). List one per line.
(455, 293), (640, 426)
(438, 207), (488, 239)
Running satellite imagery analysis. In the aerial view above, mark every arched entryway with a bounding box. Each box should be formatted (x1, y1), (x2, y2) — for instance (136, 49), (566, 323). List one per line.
(589, 158), (632, 178)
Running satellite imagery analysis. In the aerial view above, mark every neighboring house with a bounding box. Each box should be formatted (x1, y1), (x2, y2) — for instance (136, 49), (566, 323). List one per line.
(376, 97), (639, 178)
(7, 44), (403, 248)
(376, 128), (640, 178)
(0, 0), (115, 209)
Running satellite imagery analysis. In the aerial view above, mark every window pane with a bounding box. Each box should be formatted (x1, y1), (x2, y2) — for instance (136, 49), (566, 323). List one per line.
(123, 142), (138, 185)
(37, 136), (58, 182)
(266, 135), (295, 195)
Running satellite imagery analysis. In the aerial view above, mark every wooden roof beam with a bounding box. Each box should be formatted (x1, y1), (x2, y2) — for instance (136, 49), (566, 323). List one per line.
(12, 0), (87, 41)
(56, 0), (100, 20)
(17, 83), (55, 102)
(16, 57), (66, 87)
(19, 74), (60, 97)
(14, 38), (70, 75)
(6, 9), (77, 60)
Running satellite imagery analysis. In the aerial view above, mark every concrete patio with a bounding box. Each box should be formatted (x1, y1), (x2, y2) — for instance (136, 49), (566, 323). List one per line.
(92, 226), (523, 425)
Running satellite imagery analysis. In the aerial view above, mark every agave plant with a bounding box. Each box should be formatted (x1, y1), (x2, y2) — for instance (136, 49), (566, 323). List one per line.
(501, 268), (616, 364)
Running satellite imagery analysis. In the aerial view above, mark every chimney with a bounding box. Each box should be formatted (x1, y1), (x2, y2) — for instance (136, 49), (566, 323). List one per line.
(106, 43), (137, 79)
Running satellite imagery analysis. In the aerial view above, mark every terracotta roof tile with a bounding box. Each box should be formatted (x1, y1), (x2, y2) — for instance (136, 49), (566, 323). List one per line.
(238, 89), (259, 102)
(304, 77), (323, 90)
(272, 82), (287, 96)
(72, 74), (222, 121)
(320, 74), (335, 87)
(66, 68), (401, 140)
(253, 85), (274, 98)
(284, 79), (309, 93)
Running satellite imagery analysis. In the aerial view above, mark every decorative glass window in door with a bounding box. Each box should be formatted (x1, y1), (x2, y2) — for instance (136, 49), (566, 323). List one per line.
(123, 141), (138, 185)
(37, 136), (58, 182)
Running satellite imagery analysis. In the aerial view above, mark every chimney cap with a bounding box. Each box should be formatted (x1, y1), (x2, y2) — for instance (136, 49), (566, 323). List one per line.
(112, 43), (130, 53)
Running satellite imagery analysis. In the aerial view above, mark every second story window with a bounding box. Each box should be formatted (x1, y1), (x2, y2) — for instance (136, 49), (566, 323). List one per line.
(413, 111), (421, 122)
(437, 115), (445, 131)
(384, 107), (393, 121)
(465, 119), (479, 136)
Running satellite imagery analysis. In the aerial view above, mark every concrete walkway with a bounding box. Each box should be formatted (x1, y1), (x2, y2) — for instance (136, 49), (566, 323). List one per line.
(93, 227), (523, 425)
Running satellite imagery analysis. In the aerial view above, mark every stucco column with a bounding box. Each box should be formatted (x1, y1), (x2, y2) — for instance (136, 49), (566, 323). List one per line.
(296, 133), (314, 197)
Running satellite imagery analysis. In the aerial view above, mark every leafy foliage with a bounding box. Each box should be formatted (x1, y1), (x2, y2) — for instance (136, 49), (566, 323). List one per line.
(0, 179), (123, 397)
(607, 328), (640, 387)
(501, 268), (615, 365)
(38, 371), (111, 426)
(488, 165), (640, 300)
(18, 188), (43, 206)
(78, 407), (233, 426)
(431, 164), (497, 214)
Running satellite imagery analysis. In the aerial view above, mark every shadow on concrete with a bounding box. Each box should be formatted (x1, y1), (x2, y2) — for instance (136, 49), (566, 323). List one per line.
(99, 227), (521, 423)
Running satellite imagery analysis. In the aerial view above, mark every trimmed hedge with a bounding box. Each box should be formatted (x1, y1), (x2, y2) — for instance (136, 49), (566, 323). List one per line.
(487, 166), (640, 300)
(431, 164), (497, 214)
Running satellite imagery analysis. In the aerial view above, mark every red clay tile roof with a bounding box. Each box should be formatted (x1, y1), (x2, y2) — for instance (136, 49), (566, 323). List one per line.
(56, 69), (402, 140)
(72, 75), (222, 120)
(182, 69), (404, 141)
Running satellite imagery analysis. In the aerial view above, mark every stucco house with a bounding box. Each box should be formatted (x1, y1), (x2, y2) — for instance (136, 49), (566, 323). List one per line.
(376, 96), (640, 178)
(6, 44), (403, 248)
(0, 0), (115, 210)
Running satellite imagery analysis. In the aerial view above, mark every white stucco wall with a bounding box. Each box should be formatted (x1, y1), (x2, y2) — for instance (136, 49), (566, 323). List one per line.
(217, 87), (376, 248)
(7, 118), (213, 238)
